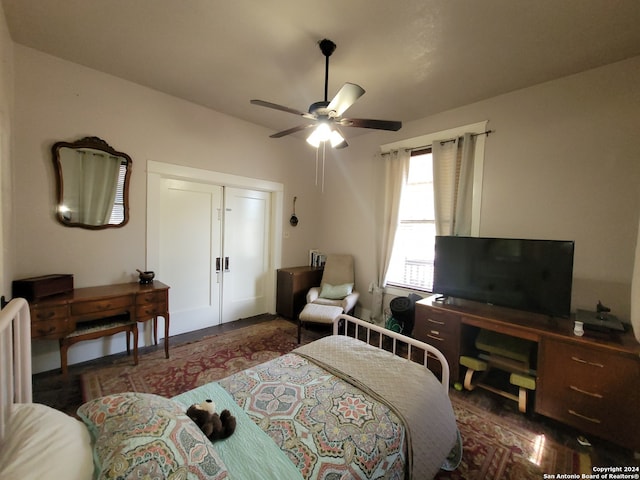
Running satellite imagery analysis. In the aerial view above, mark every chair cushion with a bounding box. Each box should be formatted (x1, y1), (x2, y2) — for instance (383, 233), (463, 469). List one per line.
(459, 356), (488, 371)
(510, 373), (536, 390)
(319, 282), (354, 300)
(299, 304), (344, 324)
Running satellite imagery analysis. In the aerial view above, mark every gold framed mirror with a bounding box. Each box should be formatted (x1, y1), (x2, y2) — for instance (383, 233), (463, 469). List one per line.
(52, 136), (132, 229)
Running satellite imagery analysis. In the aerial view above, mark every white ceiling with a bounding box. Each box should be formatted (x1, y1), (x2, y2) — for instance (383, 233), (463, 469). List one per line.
(3, 0), (640, 141)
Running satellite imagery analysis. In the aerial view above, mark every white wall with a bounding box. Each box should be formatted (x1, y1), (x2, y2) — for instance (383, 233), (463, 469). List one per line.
(316, 56), (640, 324)
(11, 46), (325, 372)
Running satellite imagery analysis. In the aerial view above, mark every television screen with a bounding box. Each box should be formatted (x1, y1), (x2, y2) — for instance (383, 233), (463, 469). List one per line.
(433, 236), (574, 318)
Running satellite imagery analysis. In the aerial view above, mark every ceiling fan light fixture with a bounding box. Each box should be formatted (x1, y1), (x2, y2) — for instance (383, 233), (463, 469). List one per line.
(306, 122), (331, 147)
(329, 129), (345, 148)
(306, 123), (345, 149)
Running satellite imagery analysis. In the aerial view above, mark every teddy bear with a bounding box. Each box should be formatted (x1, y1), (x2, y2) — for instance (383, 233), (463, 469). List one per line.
(186, 399), (236, 442)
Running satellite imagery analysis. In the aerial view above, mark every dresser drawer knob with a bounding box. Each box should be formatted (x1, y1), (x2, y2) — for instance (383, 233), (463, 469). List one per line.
(568, 409), (601, 424)
(569, 385), (603, 399)
(427, 318), (445, 325)
(427, 334), (444, 342)
(570, 356), (604, 368)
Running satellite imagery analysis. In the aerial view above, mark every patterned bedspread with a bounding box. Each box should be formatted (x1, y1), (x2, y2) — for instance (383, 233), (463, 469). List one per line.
(218, 352), (406, 479)
(218, 336), (459, 479)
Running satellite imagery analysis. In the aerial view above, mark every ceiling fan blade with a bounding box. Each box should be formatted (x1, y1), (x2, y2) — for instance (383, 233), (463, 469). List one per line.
(269, 124), (316, 138)
(338, 117), (402, 131)
(251, 99), (315, 119)
(327, 83), (365, 116)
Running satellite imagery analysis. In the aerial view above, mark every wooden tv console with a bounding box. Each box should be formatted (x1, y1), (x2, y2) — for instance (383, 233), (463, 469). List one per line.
(414, 295), (640, 451)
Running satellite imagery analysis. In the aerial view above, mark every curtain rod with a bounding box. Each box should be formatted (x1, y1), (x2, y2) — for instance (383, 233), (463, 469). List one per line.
(402, 129), (494, 152)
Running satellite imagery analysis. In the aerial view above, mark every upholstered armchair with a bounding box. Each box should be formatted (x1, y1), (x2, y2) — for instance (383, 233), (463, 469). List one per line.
(298, 254), (359, 342)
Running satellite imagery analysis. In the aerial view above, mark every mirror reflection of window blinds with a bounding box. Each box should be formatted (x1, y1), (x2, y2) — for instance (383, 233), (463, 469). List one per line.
(108, 162), (127, 224)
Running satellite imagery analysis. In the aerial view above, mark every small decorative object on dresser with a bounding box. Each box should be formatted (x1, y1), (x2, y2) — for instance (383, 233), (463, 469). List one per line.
(136, 269), (155, 284)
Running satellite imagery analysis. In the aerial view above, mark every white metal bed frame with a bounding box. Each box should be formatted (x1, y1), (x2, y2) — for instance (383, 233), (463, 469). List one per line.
(0, 306), (450, 446)
(335, 314), (451, 392)
(0, 297), (32, 443)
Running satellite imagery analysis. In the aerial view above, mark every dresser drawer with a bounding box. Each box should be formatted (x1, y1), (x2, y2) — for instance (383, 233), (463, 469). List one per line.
(415, 307), (460, 335)
(70, 295), (133, 316)
(136, 303), (166, 320)
(136, 290), (167, 305)
(414, 303), (461, 383)
(31, 317), (70, 338)
(418, 326), (458, 348)
(537, 337), (640, 450)
(31, 304), (68, 322)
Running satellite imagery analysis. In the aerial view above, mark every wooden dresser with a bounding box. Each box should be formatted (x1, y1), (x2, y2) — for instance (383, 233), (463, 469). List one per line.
(29, 282), (170, 370)
(276, 266), (324, 319)
(414, 296), (640, 451)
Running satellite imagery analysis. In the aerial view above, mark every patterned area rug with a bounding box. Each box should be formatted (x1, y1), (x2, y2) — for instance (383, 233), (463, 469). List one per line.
(80, 318), (588, 479)
(435, 391), (588, 480)
(81, 318), (303, 400)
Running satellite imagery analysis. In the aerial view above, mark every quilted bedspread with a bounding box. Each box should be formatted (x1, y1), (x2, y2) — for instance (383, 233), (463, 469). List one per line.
(218, 335), (458, 479)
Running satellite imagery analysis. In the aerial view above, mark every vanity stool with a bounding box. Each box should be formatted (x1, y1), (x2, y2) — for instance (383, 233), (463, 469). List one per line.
(59, 316), (138, 375)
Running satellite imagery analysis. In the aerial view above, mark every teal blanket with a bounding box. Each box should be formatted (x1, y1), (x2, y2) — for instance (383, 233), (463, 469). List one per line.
(173, 382), (304, 480)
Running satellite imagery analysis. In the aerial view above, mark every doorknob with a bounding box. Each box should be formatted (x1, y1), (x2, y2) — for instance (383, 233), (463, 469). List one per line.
(215, 257), (221, 272)
(224, 257), (230, 272)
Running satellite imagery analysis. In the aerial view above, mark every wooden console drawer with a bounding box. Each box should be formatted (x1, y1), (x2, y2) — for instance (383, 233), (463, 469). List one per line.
(31, 304), (68, 322)
(31, 317), (70, 338)
(136, 290), (167, 305)
(136, 303), (166, 320)
(415, 308), (460, 334)
(537, 337), (640, 450)
(71, 295), (133, 317)
(30, 304), (71, 338)
(414, 303), (461, 383)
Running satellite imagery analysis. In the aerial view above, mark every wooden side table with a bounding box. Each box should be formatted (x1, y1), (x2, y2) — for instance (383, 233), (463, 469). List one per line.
(276, 266), (324, 319)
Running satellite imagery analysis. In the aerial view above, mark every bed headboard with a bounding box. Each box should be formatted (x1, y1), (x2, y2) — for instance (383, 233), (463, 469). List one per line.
(0, 297), (32, 442)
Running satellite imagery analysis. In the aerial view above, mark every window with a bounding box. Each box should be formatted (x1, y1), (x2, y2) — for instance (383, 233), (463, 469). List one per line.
(108, 161), (128, 224)
(380, 121), (487, 294)
(385, 149), (436, 291)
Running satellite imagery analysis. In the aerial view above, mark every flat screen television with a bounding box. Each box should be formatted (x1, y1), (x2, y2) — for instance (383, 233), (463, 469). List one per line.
(432, 236), (574, 318)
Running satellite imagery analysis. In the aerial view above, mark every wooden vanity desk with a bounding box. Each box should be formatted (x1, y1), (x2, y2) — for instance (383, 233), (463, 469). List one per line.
(29, 281), (170, 373)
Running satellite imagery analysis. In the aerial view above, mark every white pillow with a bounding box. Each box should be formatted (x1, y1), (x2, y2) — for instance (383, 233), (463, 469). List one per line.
(0, 403), (93, 480)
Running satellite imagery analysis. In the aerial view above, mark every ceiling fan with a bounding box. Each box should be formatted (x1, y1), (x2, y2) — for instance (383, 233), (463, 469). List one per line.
(251, 39), (402, 149)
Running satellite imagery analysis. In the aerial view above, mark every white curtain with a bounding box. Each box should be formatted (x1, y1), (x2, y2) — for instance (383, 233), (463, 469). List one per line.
(61, 148), (121, 225)
(630, 209), (640, 342)
(78, 151), (121, 224)
(432, 132), (476, 236)
(372, 149), (411, 323)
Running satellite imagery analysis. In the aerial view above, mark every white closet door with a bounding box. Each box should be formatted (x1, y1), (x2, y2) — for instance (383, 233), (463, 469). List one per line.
(159, 179), (223, 334)
(221, 187), (271, 323)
